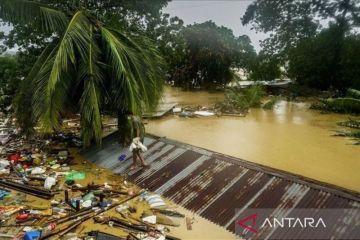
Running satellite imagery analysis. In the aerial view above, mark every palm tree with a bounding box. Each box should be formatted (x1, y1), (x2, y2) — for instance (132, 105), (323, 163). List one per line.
(0, 0), (165, 146)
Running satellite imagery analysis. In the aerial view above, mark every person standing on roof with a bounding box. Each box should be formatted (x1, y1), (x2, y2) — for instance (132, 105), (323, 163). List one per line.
(127, 113), (149, 170)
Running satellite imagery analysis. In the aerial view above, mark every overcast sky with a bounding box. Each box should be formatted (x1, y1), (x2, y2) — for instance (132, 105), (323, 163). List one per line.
(164, 0), (268, 51)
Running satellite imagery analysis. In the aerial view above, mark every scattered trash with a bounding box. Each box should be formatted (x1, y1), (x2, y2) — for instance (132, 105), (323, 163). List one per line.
(194, 111), (215, 117)
(82, 199), (92, 208)
(172, 107), (182, 113)
(65, 171), (86, 181)
(23, 230), (41, 240)
(31, 167), (46, 175)
(44, 175), (57, 190)
(144, 194), (166, 208)
(0, 189), (10, 200)
(179, 111), (194, 118)
(142, 213), (157, 224)
(118, 154), (126, 161)
(0, 113), (183, 240)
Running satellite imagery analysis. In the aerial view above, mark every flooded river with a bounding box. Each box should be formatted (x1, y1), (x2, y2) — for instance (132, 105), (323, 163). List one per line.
(146, 87), (360, 192)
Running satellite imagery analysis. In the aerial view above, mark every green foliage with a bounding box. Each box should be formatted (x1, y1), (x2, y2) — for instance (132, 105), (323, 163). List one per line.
(249, 52), (281, 81)
(243, 0), (360, 91)
(0, 55), (20, 109)
(0, 0), (165, 146)
(0, 0), (68, 33)
(288, 25), (360, 90)
(311, 88), (360, 114)
(223, 84), (265, 111)
(341, 36), (360, 90)
(335, 118), (360, 144)
(262, 96), (281, 110)
(321, 98), (360, 113)
(346, 89), (360, 99)
(172, 21), (256, 88)
(242, 0), (360, 59)
(0, 0), (171, 84)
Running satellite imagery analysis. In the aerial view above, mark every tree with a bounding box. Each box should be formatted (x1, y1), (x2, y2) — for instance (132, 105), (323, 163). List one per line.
(242, 0), (360, 90)
(0, 0), (171, 82)
(145, 14), (186, 81)
(0, 54), (20, 109)
(288, 25), (360, 90)
(249, 52), (281, 81)
(172, 21), (256, 88)
(341, 34), (360, 90)
(0, 0), (165, 146)
(242, 0), (360, 59)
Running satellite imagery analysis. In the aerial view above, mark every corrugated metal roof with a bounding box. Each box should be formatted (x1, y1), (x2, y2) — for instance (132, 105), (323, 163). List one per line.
(83, 133), (360, 238)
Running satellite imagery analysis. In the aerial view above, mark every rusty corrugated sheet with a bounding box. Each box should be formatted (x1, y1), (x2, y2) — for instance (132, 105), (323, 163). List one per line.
(83, 133), (360, 238)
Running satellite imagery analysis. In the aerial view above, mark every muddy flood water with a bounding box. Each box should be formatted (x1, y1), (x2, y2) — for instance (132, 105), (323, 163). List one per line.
(146, 87), (360, 193)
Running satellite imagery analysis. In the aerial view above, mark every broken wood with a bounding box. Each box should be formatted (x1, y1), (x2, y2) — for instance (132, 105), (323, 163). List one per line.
(0, 179), (53, 199)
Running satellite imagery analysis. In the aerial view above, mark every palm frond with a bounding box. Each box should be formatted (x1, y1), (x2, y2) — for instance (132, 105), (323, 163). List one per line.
(8, 4), (166, 146)
(101, 27), (143, 114)
(101, 27), (164, 114)
(33, 11), (91, 132)
(0, 0), (68, 32)
(13, 43), (56, 134)
(79, 25), (103, 146)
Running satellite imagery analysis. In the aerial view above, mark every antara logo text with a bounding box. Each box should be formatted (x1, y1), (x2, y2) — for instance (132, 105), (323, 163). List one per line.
(237, 213), (327, 233)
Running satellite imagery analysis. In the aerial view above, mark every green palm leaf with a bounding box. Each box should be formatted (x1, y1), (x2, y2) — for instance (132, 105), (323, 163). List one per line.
(4, 1), (165, 146)
(79, 25), (103, 146)
(13, 43), (56, 133)
(101, 27), (164, 114)
(33, 11), (91, 132)
(101, 27), (140, 113)
(0, 0), (68, 32)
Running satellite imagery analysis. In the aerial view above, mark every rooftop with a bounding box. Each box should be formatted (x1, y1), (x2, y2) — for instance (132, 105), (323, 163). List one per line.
(83, 133), (360, 238)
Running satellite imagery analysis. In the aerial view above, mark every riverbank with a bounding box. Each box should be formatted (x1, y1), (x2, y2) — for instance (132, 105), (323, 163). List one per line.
(146, 87), (360, 193)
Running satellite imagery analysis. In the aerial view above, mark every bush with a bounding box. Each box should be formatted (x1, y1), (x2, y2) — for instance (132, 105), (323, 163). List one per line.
(222, 84), (265, 112)
(311, 88), (360, 114)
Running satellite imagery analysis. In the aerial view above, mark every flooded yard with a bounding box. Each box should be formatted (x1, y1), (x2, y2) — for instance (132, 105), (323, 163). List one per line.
(146, 87), (360, 192)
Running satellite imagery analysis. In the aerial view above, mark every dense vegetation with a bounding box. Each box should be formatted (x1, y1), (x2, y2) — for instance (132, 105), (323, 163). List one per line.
(311, 88), (360, 114)
(170, 21), (256, 88)
(243, 0), (360, 91)
(0, 55), (20, 109)
(1, 0), (360, 122)
(288, 26), (360, 90)
(3, 0), (358, 94)
(0, 0), (165, 146)
(0, 1), (260, 91)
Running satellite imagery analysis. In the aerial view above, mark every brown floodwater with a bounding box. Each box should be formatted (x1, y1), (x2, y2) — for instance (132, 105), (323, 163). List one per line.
(146, 87), (360, 193)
